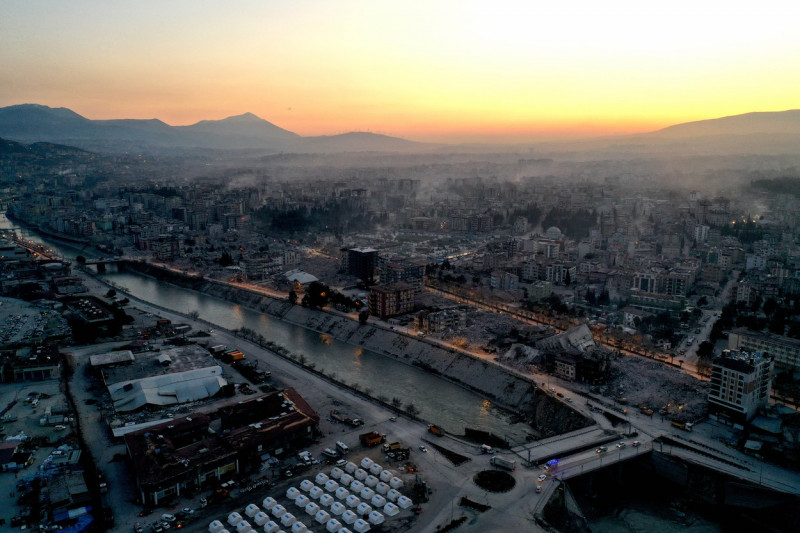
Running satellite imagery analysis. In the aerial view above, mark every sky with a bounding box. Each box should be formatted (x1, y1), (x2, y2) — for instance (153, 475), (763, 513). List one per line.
(2, 0), (800, 143)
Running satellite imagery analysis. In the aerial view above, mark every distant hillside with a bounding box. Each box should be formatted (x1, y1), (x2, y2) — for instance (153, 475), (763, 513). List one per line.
(0, 104), (424, 154)
(648, 110), (800, 139)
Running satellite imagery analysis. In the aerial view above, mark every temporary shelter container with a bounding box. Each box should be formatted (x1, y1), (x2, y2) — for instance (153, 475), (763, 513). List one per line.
(350, 480), (365, 493)
(300, 480), (315, 493)
(315, 473), (329, 485)
(345, 494), (361, 508)
(383, 502), (399, 516)
(396, 496), (413, 510)
(309, 486), (324, 500)
(339, 473), (354, 486)
(330, 501), (346, 516)
(367, 511), (384, 525)
(359, 457), (374, 470)
(290, 522), (308, 533)
(253, 513), (270, 527)
(280, 513), (296, 527)
(335, 487), (350, 500)
(341, 510), (357, 525)
(271, 504), (287, 518)
(294, 495), (310, 509)
(319, 493), (335, 507)
(235, 520), (252, 533)
(389, 477), (403, 489)
(325, 480), (340, 493)
(330, 466), (344, 479)
(364, 475), (378, 488)
(359, 487), (375, 501)
(314, 510), (331, 525)
(344, 462), (357, 474)
(227, 512), (243, 526)
(368, 464), (383, 476)
(386, 489), (401, 502)
(378, 470), (393, 483)
(245, 504), (261, 517)
(304, 502), (319, 517)
(286, 487), (301, 501)
(209, 520), (225, 533)
(262, 497), (277, 510)
(370, 495), (386, 508)
(375, 482), (389, 495)
(354, 469), (368, 481)
(352, 519), (371, 533)
(262, 522), (280, 533)
(326, 519), (343, 533)
(355, 502), (372, 516)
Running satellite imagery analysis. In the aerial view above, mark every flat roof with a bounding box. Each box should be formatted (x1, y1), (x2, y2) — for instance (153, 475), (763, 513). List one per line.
(90, 350), (135, 367)
(103, 344), (216, 386)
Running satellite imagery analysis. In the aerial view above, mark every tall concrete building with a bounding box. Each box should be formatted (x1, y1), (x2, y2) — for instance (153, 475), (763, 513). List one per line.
(708, 351), (773, 425)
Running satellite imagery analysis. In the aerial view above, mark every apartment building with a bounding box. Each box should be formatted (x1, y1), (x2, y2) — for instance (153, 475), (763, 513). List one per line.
(708, 351), (773, 425)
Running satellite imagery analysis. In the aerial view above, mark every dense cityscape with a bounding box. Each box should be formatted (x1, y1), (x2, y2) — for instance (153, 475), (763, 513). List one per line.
(1, 108), (800, 533)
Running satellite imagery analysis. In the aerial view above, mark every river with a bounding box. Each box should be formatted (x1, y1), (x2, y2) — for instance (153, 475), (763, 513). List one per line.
(0, 213), (534, 443)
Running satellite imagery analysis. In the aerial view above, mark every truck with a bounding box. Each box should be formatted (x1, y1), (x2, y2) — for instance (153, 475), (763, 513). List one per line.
(209, 345), (227, 356)
(428, 424), (444, 437)
(359, 431), (386, 447)
(670, 420), (693, 432)
(222, 349), (245, 363)
(490, 456), (516, 471)
(383, 441), (403, 453)
(330, 409), (364, 427)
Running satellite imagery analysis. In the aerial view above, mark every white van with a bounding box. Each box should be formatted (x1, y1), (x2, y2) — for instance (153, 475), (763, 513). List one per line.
(336, 441), (349, 454)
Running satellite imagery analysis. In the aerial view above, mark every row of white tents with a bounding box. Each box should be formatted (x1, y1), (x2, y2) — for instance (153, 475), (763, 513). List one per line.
(207, 457), (411, 533)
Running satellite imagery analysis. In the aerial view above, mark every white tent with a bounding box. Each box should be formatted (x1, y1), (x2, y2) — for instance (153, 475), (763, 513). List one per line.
(315, 473), (330, 485)
(262, 522), (280, 533)
(370, 495), (386, 508)
(378, 470), (393, 483)
(354, 469), (368, 481)
(389, 477), (403, 489)
(397, 496), (413, 509)
(319, 493), (335, 507)
(352, 518), (371, 533)
(290, 522), (308, 533)
(386, 489), (401, 502)
(325, 480), (340, 493)
(286, 487), (301, 500)
(271, 504), (287, 518)
(253, 513), (270, 527)
(359, 457), (374, 470)
(262, 497), (278, 510)
(383, 502), (399, 516)
(367, 511), (384, 525)
(345, 494), (361, 508)
(350, 480), (365, 493)
(235, 520), (252, 533)
(245, 504), (261, 517)
(368, 463), (383, 476)
(359, 487), (375, 501)
(364, 475), (378, 488)
(335, 487), (350, 500)
(309, 486), (324, 500)
(355, 503), (372, 516)
(304, 502), (320, 517)
(330, 502), (346, 516)
(341, 510), (358, 525)
(280, 513), (296, 527)
(344, 461), (358, 474)
(375, 482), (389, 495)
(330, 466), (344, 479)
(209, 520), (225, 533)
(300, 480), (315, 493)
(326, 518), (343, 532)
(340, 473), (354, 486)
(314, 510), (331, 525)
(294, 495), (310, 509)
(227, 512), (243, 526)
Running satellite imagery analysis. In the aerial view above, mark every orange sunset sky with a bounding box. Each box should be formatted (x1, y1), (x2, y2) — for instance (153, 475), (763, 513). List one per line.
(2, 1), (799, 143)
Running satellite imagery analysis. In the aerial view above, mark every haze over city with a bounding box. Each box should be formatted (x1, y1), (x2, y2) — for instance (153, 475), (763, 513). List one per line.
(3, 0), (800, 143)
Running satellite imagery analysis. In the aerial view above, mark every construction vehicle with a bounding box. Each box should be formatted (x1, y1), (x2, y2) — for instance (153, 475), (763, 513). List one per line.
(670, 420), (693, 431)
(428, 424), (444, 436)
(330, 409), (363, 427)
(359, 431), (386, 447)
(382, 441), (403, 452)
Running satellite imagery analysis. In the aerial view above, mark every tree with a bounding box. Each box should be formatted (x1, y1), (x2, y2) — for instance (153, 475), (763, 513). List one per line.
(359, 309), (370, 325)
(405, 403), (420, 417)
(288, 289), (298, 305)
(105, 289), (117, 298)
(305, 281), (331, 309)
(76, 255), (86, 264)
(219, 252), (234, 267)
(697, 341), (714, 358)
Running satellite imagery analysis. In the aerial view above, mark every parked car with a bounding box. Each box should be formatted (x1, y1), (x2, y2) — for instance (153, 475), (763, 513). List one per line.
(537, 474), (547, 482)
(134, 523), (144, 533)
(161, 514), (176, 524)
(419, 445), (428, 453)
(596, 446), (608, 453)
(632, 441), (641, 447)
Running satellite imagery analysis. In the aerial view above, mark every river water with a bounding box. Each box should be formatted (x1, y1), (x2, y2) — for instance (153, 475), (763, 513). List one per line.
(0, 214), (533, 443)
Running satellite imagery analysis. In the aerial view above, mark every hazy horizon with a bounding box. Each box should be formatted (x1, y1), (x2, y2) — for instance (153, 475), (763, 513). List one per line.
(3, 1), (800, 143)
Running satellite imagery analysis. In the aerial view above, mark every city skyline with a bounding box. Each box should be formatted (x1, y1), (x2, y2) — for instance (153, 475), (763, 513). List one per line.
(2, 1), (800, 143)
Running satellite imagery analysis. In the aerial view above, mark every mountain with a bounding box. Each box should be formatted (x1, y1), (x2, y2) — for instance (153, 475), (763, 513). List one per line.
(0, 104), (421, 153)
(647, 110), (800, 139)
